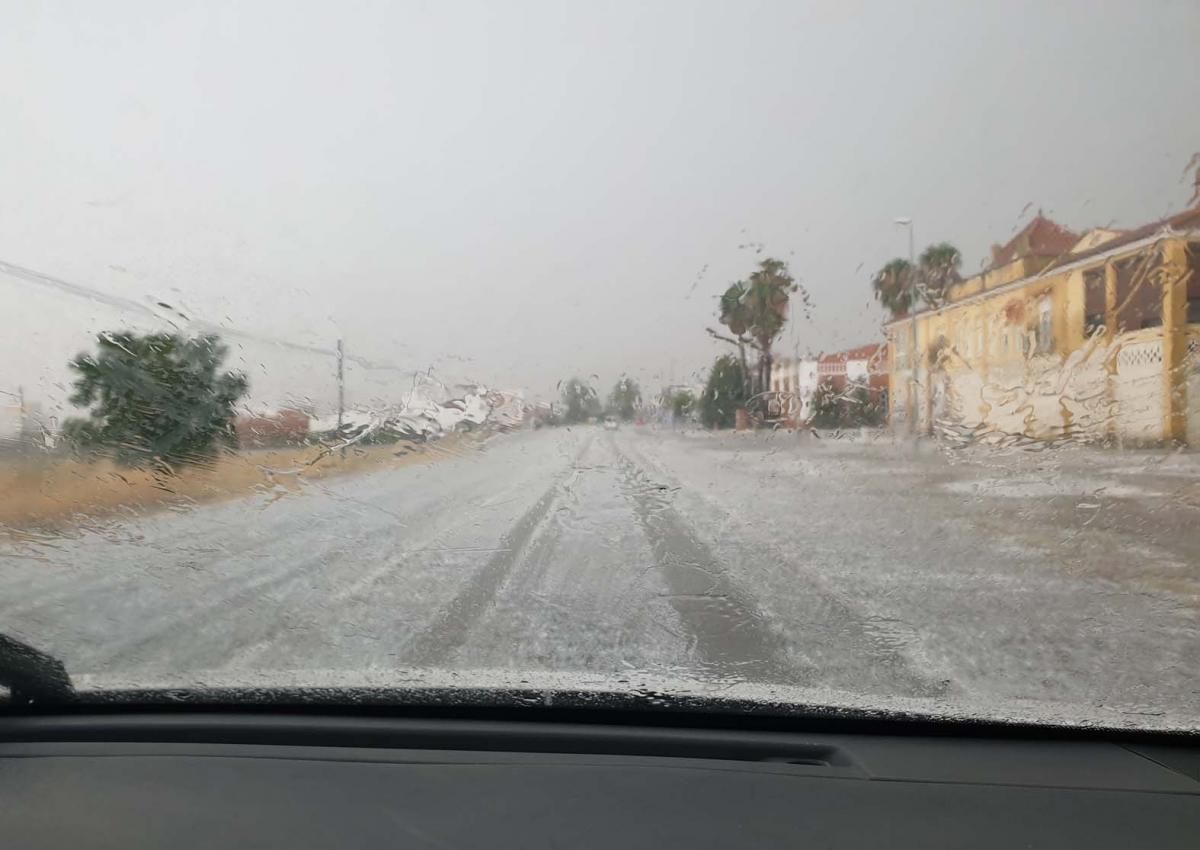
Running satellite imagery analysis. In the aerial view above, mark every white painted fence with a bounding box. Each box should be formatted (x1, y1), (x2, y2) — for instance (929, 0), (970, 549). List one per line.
(1113, 333), (1165, 443)
(917, 328), (1187, 444)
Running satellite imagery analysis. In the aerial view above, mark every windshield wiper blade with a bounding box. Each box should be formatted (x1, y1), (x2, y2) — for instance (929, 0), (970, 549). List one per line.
(0, 633), (75, 705)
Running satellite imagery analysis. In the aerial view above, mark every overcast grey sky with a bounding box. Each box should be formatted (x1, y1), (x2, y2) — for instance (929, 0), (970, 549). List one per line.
(2, 0), (1198, 411)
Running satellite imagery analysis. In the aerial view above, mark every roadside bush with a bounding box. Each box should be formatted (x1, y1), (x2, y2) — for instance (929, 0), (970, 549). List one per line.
(809, 380), (842, 429)
(843, 385), (885, 427)
(700, 355), (747, 429)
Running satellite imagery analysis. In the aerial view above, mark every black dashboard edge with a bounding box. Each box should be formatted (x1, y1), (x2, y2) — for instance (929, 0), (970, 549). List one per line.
(3, 696), (1198, 748)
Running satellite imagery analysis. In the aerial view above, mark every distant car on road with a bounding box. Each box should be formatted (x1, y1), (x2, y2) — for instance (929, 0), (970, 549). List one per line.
(603, 416), (619, 431)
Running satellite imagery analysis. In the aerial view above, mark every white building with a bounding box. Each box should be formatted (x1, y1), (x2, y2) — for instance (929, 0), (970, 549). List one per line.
(769, 357), (819, 420)
(795, 360), (819, 419)
(771, 344), (886, 423)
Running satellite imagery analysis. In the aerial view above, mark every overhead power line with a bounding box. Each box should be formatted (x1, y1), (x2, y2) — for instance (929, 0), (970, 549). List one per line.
(0, 258), (156, 318)
(0, 257), (410, 373)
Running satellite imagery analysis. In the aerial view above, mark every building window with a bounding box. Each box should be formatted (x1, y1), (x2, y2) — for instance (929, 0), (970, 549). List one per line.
(1114, 252), (1162, 332)
(1035, 297), (1053, 354)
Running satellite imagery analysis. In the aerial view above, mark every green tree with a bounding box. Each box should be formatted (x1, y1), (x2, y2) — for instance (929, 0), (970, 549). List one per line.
(809, 379), (842, 429)
(607, 376), (641, 421)
(918, 242), (963, 308)
(63, 332), (248, 469)
(560, 377), (600, 424)
(670, 389), (694, 420)
(699, 355), (747, 429)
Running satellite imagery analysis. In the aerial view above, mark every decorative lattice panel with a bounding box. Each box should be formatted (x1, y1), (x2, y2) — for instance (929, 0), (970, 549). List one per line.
(1117, 341), (1164, 371)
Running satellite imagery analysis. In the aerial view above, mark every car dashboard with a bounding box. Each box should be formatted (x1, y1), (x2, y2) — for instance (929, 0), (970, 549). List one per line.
(1, 710), (1197, 848)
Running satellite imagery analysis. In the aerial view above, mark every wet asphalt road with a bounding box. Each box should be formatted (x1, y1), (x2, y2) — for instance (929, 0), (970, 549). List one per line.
(2, 426), (1197, 721)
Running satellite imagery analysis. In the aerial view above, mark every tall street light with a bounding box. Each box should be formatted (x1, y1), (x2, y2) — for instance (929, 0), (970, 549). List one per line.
(894, 217), (918, 436)
(894, 217), (915, 271)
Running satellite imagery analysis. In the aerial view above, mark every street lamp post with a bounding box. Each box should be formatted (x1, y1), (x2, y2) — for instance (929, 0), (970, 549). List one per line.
(894, 218), (918, 436)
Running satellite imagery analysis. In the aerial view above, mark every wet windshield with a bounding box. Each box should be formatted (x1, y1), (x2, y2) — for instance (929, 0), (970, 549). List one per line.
(2, 2), (1198, 729)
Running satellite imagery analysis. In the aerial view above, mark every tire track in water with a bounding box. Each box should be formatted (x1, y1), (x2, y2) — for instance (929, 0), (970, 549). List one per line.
(616, 431), (953, 699)
(609, 436), (793, 683)
(402, 434), (593, 666)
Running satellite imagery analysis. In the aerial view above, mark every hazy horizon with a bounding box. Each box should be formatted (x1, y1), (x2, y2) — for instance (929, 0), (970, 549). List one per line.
(3, 0), (1198, 413)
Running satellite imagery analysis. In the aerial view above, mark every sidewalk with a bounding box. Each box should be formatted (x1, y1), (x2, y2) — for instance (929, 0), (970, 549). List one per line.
(650, 422), (1200, 480)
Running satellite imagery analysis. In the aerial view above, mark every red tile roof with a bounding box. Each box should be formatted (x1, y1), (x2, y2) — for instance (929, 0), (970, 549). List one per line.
(988, 214), (1079, 269)
(1043, 206), (1200, 271)
(818, 343), (883, 365)
(885, 207), (1200, 327)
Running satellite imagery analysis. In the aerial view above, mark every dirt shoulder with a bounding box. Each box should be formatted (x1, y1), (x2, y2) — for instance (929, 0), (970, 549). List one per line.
(0, 434), (479, 530)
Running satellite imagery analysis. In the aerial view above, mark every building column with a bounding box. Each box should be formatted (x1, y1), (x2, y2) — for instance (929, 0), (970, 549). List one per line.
(888, 338), (901, 430)
(1103, 260), (1118, 335)
(920, 320), (937, 437)
(1103, 260), (1118, 443)
(979, 312), (990, 383)
(907, 319), (916, 439)
(898, 318), (918, 436)
(1161, 238), (1189, 446)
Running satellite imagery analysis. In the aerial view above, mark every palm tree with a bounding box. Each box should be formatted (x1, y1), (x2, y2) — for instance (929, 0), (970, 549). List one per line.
(742, 258), (797, 395)
(710, 281), (753, 397)
(718, 281), (750, 336)
(710, 258), (801, 399)
(918, 242), (962, 308)
(873, 243), (963, 318)
(872, 258), (918, 319)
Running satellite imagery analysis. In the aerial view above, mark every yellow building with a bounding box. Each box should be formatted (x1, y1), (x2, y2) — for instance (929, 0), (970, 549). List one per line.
(886, 210), (1200, 446)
